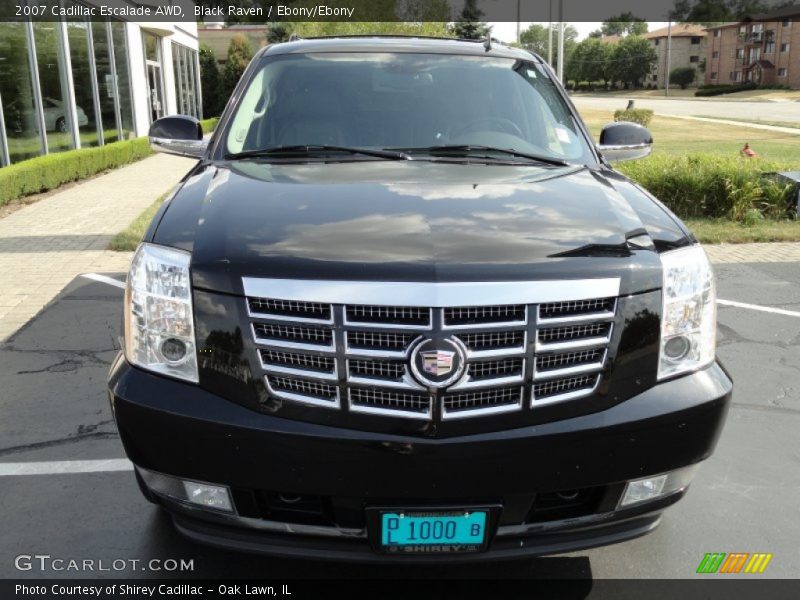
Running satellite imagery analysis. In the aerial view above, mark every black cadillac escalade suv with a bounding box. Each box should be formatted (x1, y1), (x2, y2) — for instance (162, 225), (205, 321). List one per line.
(108, 37), (731, 561)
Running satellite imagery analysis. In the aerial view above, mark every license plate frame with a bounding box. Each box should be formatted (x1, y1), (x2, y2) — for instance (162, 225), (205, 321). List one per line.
(368, 506), (499, 555)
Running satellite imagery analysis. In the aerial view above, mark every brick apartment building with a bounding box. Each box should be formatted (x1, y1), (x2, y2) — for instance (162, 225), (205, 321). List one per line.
(644, 24), (707, 88)
(705, 5), (800, 88)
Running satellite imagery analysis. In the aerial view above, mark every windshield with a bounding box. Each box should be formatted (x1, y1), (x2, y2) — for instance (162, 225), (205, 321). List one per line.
(223, 52), (593, 163)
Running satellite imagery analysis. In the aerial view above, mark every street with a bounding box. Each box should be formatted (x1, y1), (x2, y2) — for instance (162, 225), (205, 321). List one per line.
(0, 261), (798, 580)
(571, 95), (800, 123)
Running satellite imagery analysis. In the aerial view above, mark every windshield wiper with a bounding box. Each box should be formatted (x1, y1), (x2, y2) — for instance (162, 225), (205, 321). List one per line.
(391, 145), (570, 167)
(225, 145), (411, 161)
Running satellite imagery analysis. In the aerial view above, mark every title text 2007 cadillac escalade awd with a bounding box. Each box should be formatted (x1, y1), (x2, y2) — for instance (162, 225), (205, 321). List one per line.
(107, 37), (731, 561)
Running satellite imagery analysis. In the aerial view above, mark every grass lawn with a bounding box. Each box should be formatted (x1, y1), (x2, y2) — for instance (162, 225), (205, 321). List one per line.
(578, 108), (800, 162)
(686, 218), (800, 244)
(107, 193), (166, 251)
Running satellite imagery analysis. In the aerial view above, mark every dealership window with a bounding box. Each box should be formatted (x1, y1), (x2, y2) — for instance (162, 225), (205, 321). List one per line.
(778, 68), (787, 77)
(110, 22), (134, 139)
(781, 43), (790, 52)
(172, 43), (201, 119)
(33, 21), (74, 153)
(92, 22), (121, 143)
(0, 22), (43, 164)
(66, 17), (101, 147)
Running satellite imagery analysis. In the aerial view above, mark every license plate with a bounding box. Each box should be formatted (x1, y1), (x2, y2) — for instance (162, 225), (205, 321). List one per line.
(380, 510), (488, 554)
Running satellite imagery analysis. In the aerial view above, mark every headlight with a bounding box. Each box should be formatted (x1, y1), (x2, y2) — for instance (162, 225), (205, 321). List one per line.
(658, 245), (716, 380)
(124, 243), (198, 383)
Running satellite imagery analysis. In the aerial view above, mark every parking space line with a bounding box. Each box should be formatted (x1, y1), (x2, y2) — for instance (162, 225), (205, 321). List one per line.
(0, 459), (133, 476)
(718, 299), (800, 318)
(80, 273), (126, 289)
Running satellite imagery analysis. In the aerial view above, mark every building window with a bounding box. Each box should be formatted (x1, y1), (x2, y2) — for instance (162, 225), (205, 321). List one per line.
(172, 43), (201, 119)
(710, 72), (718, 80)
(781, 43), (790, 52)
(66, 17), (100, 148)
(713, 29), (720, 37)
(736, 48), (744, 59)
(739, 25), (747, 34)
(712, 50), (719, 58)
(654, 38), (659, 45)
(782, 19), (791, 27)
(689, 55), (700, 63)
(142, 32), (166, 123)
(691, 37), (701, 44)
(729, 71), (735, 81)
(0, 22), (43, 164)
(765, 41), (775, 53)
(778, 67), (787, 77)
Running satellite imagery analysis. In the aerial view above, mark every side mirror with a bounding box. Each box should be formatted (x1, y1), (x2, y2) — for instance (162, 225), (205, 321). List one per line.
(597, 122), (653, 163)
(148, 115), (207, 159)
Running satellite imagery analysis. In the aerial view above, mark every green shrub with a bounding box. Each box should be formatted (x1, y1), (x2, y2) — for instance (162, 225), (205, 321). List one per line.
(613, 108), (654, 127)
(618, 154), (795, 220)
(695, 82), (757, 97)
(198, 117), (219, 134)
(0, 137), (152, 207)
(669, 67), (696, 89)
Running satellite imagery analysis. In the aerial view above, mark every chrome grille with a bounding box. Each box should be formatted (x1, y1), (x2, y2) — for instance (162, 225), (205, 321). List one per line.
(249, 297), (332, 322)
(346, 305), (430, 327)
(443, 387), (523, 419)
(444, 305), (525, 327)
(469, 358), (524, 380)
(244, 280), (619, 420)
(349, 388), (431, 418)
(533, 374), (599, 403)
(348, 359), (405, 381)
(539, 298), (615, 321)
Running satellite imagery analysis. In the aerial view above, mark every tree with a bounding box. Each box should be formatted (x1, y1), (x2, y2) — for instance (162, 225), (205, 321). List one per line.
(450, 0), (490, 40)
(265, 22), (289, 44)
(670, 67), (697, 89)
(671, 0), (768, 22)
(601, 12), (648, 37)
(222, 33), (253, 98)
(568, 38), (614, 86)
(519, 23), (578, 61)
(199, 45), (222, 118)
(609, 36), (658, 88)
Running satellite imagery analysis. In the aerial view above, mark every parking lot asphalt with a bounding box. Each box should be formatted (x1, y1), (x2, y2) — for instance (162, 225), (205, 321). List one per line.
(0, 262), (798, 580)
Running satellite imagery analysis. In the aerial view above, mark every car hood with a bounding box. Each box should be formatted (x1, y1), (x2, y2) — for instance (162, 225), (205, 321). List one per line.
(154, 161), (682, 296)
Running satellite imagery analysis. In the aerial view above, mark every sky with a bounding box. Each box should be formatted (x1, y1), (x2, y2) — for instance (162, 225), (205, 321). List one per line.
(488, 22), (669, 43)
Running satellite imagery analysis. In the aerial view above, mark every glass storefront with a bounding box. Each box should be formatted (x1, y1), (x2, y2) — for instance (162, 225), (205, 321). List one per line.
(66, 18), (101, 147)
(0, 17), (199, 167)
(33, 21), (73, 153)
(0, 22), (43, 164)
(172, 43), (201, 119)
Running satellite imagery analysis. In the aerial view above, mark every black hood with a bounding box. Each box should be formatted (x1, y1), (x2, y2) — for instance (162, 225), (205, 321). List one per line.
(153, 161), (687, 296)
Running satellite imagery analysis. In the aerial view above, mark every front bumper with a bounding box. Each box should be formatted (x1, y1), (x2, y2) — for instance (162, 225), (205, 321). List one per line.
(109, 357), (731, 561)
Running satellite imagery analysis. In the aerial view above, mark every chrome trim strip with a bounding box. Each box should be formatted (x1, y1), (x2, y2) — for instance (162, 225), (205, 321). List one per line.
(242, 278), (621, 307)
(252, 324), (335, 353)
(264, 376), (341, 409)
(466, 346), (528, 359)
(347, 390), (432, 421)
(248, 309), (334, 326)
(531, 377), (600, 407)
(441, 387), (524, 420)
(441, 306), (528, 331)
(449, 373), (525, 391)
(261, 362), (338, 381)
(533, 354), (607, 381)
(344, 347), (409, 360)
(536, 310), (616, 326)
(534, 333), (612, 353)
(343, 307), (433, 331)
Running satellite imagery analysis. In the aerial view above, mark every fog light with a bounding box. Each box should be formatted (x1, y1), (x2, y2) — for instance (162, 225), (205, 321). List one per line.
(160, 337), (187, 363)
(183, 481), (233, 512)
(135, 467), (235, 513)
(619, 464), (700, 508)
(663, 335), (691, 361)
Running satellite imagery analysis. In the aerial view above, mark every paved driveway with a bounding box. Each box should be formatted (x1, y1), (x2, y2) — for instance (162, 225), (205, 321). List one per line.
(0, 263), (798, 580)
(571, 95), (800, 123)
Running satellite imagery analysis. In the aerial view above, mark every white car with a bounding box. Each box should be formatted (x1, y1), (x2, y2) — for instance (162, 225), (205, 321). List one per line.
(42, 97), (89, 132)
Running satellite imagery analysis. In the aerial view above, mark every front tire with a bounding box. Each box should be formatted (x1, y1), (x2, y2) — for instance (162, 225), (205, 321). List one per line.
(56, 117), (66, 133)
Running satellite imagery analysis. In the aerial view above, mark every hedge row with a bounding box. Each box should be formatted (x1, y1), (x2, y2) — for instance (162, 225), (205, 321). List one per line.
(618, 154), (795, 221)
(613, 108), (654, 127)
(0, 117), (219, 207)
